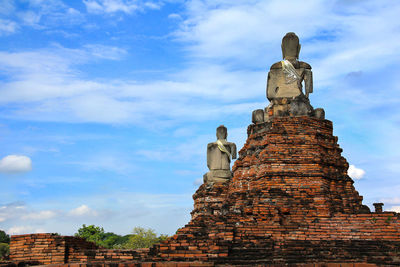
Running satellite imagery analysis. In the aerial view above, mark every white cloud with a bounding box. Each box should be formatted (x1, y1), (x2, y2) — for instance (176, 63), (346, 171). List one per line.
(193, 178), (202, 186)
(7, 225), (46, 235)
(144, 2), (161, 10)
(0, 46), (265, 124)
(0, 0), (15, 15)
(69, 205), (98, 216)
(83, 44), (127, 60)
(67, 153), (136, 175)
(0, 155), (32, 173)
(83, 0), (139, 14)
(0, 18), (18, 35)
(21, 210), (56, 220)
(8, 226), (34, 235)
(175, 0), (400, 88)
(390, 206), (400, 213)
(348, 164), (366, 180)
(1, 1), (400, 129)
(0, 192), (193, 236)
(168, 13), (181, 20)
(12, 0), (83, 29)
(18, 10), (41, 26)
(380, 197), (400, 205)
(83, 0), (163, 14)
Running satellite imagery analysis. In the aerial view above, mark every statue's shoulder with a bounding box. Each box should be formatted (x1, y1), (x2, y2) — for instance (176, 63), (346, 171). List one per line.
(298, 61), (312, 69)
(226, 141), (236, 147)
(207, 142), (216, 148)
(270, 61), (311, 70)
(270, 61), (282, 70)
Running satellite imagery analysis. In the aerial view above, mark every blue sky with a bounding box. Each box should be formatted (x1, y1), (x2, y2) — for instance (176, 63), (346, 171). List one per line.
(0, 0), (400, 236)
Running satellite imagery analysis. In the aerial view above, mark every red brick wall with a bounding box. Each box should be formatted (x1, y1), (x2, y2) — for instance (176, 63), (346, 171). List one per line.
(9, 233), (146, 265)
(10, 233), (68, 265)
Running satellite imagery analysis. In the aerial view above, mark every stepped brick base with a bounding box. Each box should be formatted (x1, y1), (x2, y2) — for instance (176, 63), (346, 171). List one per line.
(151, 117), (400, 265)
(6, 117), (400, 266)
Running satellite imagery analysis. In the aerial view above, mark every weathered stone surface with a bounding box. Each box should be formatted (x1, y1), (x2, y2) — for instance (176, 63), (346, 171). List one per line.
(314, 107), (325, 119)
(252, 109), (264, 123)
(373, 203), (384, 213)
(264, 32), (328, 121)
(266, 32), (313, 101)
(203, 125), (237, 184)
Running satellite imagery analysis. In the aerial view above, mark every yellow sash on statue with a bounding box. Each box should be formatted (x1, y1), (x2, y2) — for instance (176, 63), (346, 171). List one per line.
(281, 59), (301, 84)
(217, 140), (231, 158)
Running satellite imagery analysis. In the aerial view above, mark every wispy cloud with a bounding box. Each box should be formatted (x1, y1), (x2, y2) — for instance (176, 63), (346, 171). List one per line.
(67, 153), (136, 175)
(0, 0), (15, 15)
(1, 191), (192, 236)
(0, 202), (26, 223)
(15, 0), (83, 29)
(0, 45), (265, 124)
(0, 18), (18, 35)
(8, 225), (34, 235)
(390, 206), (400, 213)
(21, 210), (56, 220)
(69, 204), (98, 217)
(83, 0), (161, 14)
(83, 44), (127, 60)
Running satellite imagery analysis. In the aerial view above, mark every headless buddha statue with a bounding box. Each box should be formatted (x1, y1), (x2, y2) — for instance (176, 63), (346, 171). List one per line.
(267, 32), (313, 101)
(203, 125), (237, 184)
(250, 32), (324, 122)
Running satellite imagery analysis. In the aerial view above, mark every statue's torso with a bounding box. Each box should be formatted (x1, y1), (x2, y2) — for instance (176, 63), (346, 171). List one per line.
(207, 142), (232, 170)
(267, 61), (311, 100)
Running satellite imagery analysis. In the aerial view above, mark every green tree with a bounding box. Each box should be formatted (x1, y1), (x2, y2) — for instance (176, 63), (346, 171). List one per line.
(123, 227), (168, 249)
(102, 232), (129, 248)
(74, 225), (168, 249)
(0, 243), (9, 261)
(75, 225), (127, 249)
(75, 224), (106, 246)
(0, 231), (10, 244)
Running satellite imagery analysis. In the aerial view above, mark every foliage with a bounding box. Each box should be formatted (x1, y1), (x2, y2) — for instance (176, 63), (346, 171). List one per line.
(75, 224), (106, 246)
(123, 227), (168, 249)
(158, 234), (169, 242)
(75, 225), (168, 249)
(102, 232), (129, 249)
(0, 243), (9, 261)
(0, 231), (10, 244)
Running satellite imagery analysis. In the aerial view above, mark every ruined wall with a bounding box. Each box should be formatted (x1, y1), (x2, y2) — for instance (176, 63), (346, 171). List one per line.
(9, 234), (146, 265)
(10, 234), (75, 265)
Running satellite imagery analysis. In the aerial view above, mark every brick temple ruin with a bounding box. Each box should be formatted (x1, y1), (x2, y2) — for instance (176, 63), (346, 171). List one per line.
(4, 33), (400, 266)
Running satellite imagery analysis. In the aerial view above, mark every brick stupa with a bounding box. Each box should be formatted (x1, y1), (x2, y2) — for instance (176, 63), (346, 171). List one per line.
(6, 33), (400, 266)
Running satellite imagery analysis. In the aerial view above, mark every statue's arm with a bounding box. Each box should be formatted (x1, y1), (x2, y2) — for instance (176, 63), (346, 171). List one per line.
(230, 143), (237, 160)
(207, 143), (212, 169)
(304, 69), (313, 98)
(266, 71), (271, 100)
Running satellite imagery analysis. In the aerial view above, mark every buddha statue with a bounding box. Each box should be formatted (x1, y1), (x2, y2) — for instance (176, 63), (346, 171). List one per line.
(250, 32), (325, 123)
(203, 125), (237, 184)
(267, 32), (313, 101)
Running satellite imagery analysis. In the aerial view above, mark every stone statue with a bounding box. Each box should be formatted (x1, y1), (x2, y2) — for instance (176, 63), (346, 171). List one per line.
(203, 125), (237, 184)
(267, 32), (313, 100)
(250, 32), (325, 124)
